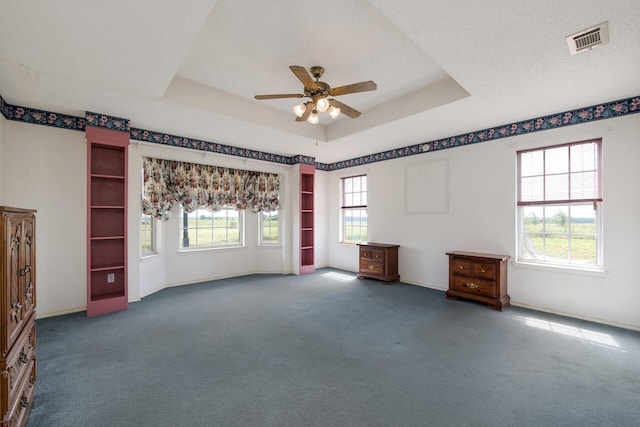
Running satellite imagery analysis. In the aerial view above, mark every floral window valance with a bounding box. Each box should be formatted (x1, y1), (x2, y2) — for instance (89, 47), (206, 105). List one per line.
(142, 157), (280, 220)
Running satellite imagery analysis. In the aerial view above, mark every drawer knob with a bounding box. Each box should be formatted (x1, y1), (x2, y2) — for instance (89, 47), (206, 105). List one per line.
(20, 396), (29, 408)
(19, 350), (28, 364)
(480, 269), (486, 273)
(368, 265), (375, 271)
(465, 282), (478, 289)
(458, 266), (464, 270)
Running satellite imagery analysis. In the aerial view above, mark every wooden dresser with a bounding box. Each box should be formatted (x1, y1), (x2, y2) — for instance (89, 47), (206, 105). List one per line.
(0, 207), (36, 427)
(357, 243), (400, 284)
(445, 251), (510, 311)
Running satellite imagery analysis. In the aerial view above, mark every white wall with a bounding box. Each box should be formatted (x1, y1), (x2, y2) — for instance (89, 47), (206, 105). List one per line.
(325, 114), (640, 331)
(314, 170), (329, 268)
(4, 121), (87, 317)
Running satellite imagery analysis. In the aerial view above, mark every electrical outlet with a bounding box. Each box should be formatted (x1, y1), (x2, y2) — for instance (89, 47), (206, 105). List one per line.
(107, 273), (115, 283)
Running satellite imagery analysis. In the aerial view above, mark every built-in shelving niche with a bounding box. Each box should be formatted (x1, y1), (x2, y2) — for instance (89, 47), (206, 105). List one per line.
(86, 127), (129, 316)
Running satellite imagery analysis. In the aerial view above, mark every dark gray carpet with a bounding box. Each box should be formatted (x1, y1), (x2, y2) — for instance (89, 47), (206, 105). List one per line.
(28, 268), (640, 426)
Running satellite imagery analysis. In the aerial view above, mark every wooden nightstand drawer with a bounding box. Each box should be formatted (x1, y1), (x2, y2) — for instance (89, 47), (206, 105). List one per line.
(452, 259), (472, 276)
(473, 262), (495, 280)
(451, 276), (495, 298)
(360, 261), (384, 276)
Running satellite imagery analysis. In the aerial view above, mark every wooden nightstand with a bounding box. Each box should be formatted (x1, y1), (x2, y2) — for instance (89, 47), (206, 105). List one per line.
(357, 243), (400, 284)
(445, 251), (510, 310)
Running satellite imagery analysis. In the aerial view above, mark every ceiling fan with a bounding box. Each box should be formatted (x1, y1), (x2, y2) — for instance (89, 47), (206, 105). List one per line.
(254, 65), (377, 123)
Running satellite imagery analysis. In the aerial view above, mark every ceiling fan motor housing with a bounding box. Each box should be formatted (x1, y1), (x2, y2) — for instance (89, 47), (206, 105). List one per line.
(304, 81), (330, 99)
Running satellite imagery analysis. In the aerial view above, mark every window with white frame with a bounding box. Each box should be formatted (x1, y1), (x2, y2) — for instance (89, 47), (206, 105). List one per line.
(179, 207), (242, 249)
(260, 210), (279, 245)
(341, 175), (368, 243)
(517, 139), (602, 268)
(141, 213), (156, 256)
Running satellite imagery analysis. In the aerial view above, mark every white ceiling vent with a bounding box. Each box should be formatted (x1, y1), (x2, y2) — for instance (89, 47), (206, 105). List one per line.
(566, 21), (609, 55)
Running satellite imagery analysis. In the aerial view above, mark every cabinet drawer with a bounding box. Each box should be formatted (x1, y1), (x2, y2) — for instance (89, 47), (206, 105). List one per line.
(3, 358), (35, 427)
(473, 262), (495, 280)
(451, 258), (472, 276)
(1, 316), (36, 419)
(360, 248), (385, 262)
(359, 261), (384, 276)
(451, 276), (495, 298)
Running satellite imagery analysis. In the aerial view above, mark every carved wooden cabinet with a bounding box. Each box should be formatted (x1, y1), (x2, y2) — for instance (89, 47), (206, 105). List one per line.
(357, 243), (400, 284)
(445, 251), (510, 311)
(0, 207), (36, 427)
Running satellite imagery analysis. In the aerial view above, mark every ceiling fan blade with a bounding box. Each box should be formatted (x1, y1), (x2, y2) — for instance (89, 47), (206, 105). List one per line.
(255, 94), (304, 100)
(296, 101), (316, 122)
(290, 65), (319, 91)
(329, 80), (377, 96)
(329, 99), (361, 118)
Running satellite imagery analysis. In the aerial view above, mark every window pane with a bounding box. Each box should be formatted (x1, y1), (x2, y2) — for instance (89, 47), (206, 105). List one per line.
(261, 211), (279, 244)
(570, 143), (596, 171)
(344, 194), (353, 206)
(520, 176), (544, 201)
(188, 228), (199, 246)
(353, 177), (361, 192)
(545, 174), (569, 200)
(569, 205), (595, 234)
(570, 171), (596, 199)
(570, 235), (596, 265)
(141, 213), (154, 255)
(344, 178), (352, 193)
(520, 151), (544, 176)
(522, 206), (543, 233)
(545, 146), (568, 174)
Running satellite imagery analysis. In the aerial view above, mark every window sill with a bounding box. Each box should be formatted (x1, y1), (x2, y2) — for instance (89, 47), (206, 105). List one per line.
(258, 244), (282, 248)
(178, 245), (246, 255)
(140, 253), (161, 262)
(512, 260), (608, 277)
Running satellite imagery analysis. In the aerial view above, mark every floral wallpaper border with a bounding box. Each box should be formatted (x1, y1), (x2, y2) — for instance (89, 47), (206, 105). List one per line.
(2, 92), (639, 171)
(326, 95), (640, 171)
(0, 94), (86, 131)
(85, 111), (130, 132)
(130, 127), (293, 166)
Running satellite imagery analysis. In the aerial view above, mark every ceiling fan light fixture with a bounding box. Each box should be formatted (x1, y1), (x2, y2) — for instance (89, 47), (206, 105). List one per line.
(316, 98), (330, 112)
(293, 103), (306, 117)
(307, 110), (319, 124)
(255, 66), (377, 124)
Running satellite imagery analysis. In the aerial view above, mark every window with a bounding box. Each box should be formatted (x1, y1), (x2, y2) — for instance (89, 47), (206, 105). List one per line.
(259, 210), (279, 245)
(141, 213), (156, 256)
(180, 207), (243, 249)
(517, 139), (602, 268)
(341, 175), (367, 243)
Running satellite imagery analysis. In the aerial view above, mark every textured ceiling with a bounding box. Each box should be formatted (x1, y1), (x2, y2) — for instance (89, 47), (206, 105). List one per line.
(1, 0), (639, 163)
